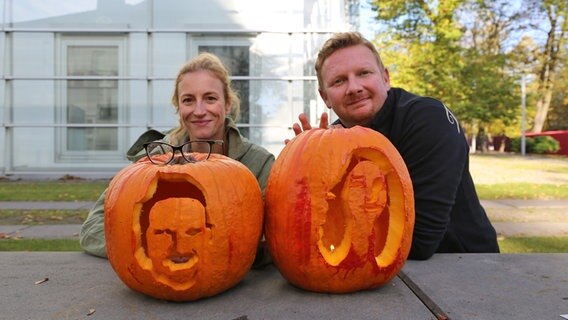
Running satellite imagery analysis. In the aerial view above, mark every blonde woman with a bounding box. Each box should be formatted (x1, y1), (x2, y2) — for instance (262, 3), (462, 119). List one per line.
(80, 53), (274, 267)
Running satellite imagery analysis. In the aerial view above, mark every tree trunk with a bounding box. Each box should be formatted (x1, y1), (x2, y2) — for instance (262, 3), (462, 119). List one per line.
(532, 88), (554, 133)
(531, 1), (567, 132)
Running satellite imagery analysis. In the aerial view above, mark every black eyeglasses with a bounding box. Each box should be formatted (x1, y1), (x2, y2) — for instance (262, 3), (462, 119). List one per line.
(143, 140), (224, 165)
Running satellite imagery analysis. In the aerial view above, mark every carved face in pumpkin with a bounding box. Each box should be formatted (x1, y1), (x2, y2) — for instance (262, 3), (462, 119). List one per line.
(317, 152), (389, 267)
(265, 126), (415, 293)
(144, 198), (211, 288)
(104, 154), (263, 301)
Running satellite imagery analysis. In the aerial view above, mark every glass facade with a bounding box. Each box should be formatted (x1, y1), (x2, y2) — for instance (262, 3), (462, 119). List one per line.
(0, 0), (358, 177)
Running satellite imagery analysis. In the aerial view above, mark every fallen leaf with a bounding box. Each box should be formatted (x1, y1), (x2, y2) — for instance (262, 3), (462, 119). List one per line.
(87, 308), (96, 316)
(35, 278), (49, 285)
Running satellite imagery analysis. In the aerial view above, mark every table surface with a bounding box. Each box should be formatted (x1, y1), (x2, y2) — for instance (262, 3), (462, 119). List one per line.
(403, 253), (568, 320)
(1, 252), (567, 320)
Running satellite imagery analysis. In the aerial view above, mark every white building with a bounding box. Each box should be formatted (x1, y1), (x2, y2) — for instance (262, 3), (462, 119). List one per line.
(0, 0), (360, 178)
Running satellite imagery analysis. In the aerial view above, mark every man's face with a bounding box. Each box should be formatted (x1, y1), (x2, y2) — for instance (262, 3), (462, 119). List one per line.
(146, 198), (210, 286)
(318, 44), (390, 128)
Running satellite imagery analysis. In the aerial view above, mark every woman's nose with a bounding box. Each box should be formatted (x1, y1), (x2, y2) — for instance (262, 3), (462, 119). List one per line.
(193, 100), (206, 114)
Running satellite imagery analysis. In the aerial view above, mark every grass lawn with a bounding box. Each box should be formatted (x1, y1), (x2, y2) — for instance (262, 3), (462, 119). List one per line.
(0, 239), (81, 251)
(476, 183), (568, 199)
(0, 180), (108, 201)
(498, 236), (568, 253)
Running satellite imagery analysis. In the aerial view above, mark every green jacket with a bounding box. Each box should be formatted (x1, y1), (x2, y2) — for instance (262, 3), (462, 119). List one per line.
(79, 119), (275, 262)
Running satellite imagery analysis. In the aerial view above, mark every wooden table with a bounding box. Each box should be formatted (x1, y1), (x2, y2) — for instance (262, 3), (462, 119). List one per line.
(403, 253), (568, 320)
(1, 252), (567, 319)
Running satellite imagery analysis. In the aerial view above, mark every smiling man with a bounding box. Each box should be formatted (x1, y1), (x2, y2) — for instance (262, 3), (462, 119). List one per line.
(291, 31), (500, 260)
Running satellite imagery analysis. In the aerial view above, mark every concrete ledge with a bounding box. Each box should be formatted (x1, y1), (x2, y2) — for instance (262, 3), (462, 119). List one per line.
(493, 222), (568, 237)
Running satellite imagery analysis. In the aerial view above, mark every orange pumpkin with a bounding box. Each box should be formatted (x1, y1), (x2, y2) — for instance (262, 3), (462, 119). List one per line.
(265, 126), (415, 293)
(104, 153), (263, 301)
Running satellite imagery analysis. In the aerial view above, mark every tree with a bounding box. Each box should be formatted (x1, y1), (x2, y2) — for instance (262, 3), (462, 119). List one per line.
(370, 0), (518, 150)
(370, 0), (467, 108)
(546, 50), (568, 129)
(527, 0), (567, 132)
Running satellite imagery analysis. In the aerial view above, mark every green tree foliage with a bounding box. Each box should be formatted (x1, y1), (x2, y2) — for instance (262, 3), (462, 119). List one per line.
(371, 0), (464, 100)
(371, 0), (518, 138)
(510, 135), (560, 154)
(369, 0), (568, 145)
(529, 0), (567, 132)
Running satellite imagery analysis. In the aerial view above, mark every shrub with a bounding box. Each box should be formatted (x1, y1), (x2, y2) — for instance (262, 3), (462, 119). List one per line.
(510, 135), (560, 154)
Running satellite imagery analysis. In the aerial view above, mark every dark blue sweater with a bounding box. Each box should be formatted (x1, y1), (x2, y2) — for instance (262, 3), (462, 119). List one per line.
(343, 87), (500, 260)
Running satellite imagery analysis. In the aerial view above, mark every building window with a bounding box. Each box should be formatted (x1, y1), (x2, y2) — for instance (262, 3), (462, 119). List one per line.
(56, 36), (125, 162)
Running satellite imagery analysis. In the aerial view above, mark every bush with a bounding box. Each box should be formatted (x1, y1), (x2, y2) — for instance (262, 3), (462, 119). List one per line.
(510, 135), (560, 154)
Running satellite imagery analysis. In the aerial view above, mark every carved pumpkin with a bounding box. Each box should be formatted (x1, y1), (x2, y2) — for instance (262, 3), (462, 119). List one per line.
(265, 126), (415, 293)
(104, 153), (263, 301)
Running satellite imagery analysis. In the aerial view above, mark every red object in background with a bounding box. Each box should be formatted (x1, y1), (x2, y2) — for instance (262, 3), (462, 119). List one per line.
(526, 130), (568, 155)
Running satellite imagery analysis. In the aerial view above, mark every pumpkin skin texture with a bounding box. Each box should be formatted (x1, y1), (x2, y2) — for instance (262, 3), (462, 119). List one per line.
(265, 126), (415, 293)
(104, 153), (263, 301)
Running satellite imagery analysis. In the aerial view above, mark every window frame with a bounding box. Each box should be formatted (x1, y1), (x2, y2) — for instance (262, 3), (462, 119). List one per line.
(55, 35), (127, 162)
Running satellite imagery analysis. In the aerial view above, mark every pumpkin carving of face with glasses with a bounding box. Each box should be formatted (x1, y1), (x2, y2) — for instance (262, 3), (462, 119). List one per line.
(104, 153), (263, 301)
(265, 126), (415, 293)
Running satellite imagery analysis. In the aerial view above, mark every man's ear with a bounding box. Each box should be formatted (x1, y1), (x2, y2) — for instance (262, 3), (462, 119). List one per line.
(382, 68), (391, 89)
(318, 89), (331, 109)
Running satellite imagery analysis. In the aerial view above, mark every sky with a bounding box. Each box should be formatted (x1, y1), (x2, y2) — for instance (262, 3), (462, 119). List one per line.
(359, 1), (377, 39)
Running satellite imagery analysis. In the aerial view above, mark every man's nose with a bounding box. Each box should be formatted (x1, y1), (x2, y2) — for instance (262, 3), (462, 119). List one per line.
(346, 76), (363, 95)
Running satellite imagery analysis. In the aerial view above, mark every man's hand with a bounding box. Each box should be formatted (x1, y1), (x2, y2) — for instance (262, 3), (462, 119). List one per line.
(286, 113), (336, 144)
(292, 113), (329, 135)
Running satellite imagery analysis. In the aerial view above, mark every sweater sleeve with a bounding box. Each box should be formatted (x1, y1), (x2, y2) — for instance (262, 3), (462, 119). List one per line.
(236, 143), (275, 198)
(396, 100), (468, 260)
(79, 188), (109, 258)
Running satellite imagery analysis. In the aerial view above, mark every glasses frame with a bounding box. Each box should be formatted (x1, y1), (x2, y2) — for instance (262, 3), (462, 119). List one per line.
(143, 140), (224, 165)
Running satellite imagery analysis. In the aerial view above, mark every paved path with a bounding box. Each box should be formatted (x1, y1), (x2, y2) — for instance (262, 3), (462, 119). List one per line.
(0, 201), (95, 210)
(0, 200), (567, 240)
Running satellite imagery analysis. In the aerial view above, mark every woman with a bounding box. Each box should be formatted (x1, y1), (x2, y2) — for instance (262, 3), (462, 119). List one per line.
(80, 53), (275, 267)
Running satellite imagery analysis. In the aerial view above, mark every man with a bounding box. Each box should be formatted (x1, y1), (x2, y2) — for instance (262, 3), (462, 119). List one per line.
(292, 31), (499, 260)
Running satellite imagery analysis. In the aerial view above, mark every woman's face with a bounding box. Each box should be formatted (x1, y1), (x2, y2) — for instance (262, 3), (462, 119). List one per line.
(178, 70), (231, 141)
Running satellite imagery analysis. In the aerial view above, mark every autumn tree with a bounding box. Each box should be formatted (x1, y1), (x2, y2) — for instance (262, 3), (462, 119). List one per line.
(370, 0), (519, 150)
(526, 0), (567, 132)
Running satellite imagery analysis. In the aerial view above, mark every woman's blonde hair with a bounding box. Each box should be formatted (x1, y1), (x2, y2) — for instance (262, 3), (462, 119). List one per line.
(168, 52), (240, 144)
